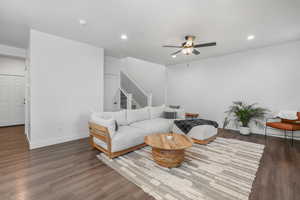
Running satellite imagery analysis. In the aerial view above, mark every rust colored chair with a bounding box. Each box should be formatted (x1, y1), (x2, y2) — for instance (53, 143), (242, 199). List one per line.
(265, 112), (300, 145)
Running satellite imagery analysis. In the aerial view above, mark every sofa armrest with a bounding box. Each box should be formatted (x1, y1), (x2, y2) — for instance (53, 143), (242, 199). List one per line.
(89, 122), (112, 153)
(90, 113), (116, 137)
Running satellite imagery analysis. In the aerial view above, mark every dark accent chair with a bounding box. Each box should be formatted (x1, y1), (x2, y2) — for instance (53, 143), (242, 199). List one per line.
(265, 112), (300, 145)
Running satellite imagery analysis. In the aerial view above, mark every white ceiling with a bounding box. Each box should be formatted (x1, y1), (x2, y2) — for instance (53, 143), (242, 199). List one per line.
(0, 0), (300, 65)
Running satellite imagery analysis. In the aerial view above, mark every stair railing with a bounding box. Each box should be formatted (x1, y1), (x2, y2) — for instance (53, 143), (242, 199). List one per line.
(119, 87), (132, 110)
(120, 70), (152, 107)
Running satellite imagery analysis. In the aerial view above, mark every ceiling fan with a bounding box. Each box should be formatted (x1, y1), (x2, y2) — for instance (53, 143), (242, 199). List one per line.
(163, 35), (216, 56)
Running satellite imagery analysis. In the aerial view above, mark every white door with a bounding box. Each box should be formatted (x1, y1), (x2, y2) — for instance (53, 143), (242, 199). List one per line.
(0, 76), (10, 126)
(104, 75), (120, 111)
(0, 75), (25, 126)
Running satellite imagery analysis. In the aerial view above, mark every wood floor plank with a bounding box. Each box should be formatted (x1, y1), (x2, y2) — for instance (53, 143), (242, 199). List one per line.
(0, 126), (299, 200)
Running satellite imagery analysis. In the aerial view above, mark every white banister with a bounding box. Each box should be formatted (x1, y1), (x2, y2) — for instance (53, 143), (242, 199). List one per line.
(127, 93), (132, 110)
(120, 70), (150, 98)
(119, 87), (135, 109)
(148, 93), (152, 107)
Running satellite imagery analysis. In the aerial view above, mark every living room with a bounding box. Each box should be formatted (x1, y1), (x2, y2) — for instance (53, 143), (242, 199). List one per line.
(0, 1), (299, 200)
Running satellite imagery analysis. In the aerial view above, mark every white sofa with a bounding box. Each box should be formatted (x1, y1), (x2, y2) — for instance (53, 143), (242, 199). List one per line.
(89, 105), (217, 158)
(89, 105), (184, 158)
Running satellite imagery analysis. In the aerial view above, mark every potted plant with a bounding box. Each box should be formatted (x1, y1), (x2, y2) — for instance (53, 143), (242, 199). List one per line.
(223, 101), (269, 135)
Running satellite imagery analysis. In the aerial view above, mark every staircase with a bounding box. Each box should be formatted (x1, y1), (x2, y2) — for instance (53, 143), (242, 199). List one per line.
(116, 70), (152, 110)
(119, 88), (138, 109)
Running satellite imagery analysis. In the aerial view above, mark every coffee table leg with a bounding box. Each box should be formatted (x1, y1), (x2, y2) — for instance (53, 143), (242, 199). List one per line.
(152, 148), (184, 168)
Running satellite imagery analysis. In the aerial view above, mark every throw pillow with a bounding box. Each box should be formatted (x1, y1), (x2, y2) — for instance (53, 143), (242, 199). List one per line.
(165, 107), (185, 119)
(169, 105), (180, 109)
(164, 111), (177, 119)
(103, 110), (128, 125)
(149, 105), (165, 119)
(115, 120), (119, 131)
(127, 107), (150, 124)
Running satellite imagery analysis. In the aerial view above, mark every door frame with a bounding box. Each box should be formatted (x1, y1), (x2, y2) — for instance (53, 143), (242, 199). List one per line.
(0, 74), (25, 127)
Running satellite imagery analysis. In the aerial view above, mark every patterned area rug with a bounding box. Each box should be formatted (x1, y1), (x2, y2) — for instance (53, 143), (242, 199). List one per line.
(97, 137), (265, 200)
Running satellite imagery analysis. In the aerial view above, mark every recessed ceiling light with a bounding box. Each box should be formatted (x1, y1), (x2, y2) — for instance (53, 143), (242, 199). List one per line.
(172, 55), (176, 58)
(247, 35), (255, 40)
(121, 34), (128, 40)
(79, 19), (87, 26)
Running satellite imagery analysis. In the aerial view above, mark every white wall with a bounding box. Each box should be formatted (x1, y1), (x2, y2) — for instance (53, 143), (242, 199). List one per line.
(29, 30), (104, 149)
(0, 55), (25, 76)
(167, 40), (300, 136)
(104, 56), (166, 111)
(123, 57), (167, 106)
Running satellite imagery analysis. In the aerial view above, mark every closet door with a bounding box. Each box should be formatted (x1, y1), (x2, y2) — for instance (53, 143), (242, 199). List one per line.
(0, 75), (25, 126)
(12, 76), (25, 125)
(0, 76), (11, 126)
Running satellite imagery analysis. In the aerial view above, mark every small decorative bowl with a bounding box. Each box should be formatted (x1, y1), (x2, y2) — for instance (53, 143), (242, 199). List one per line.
(166, 135), (173, 140)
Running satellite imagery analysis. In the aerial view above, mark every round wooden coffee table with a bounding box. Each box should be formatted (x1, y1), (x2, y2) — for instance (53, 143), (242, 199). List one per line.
(145, 133), (193, 168)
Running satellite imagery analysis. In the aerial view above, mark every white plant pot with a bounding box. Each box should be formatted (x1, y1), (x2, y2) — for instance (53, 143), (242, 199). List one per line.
(239, 127), (251, 135)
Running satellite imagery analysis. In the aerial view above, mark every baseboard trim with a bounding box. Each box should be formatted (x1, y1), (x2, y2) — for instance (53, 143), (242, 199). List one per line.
(29, 133), (89, 149)
(0, 124), (25, 128)
(223, 128), (300, 141)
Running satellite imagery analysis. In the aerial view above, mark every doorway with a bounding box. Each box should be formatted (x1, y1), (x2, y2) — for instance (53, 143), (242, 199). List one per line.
(104, 74), (120, 111)
(0, 56), (25, 127)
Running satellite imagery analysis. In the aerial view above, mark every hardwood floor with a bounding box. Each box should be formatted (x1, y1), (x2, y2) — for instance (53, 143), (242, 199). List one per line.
(219, 130), (300, 200)
(0, 126), (299, 200)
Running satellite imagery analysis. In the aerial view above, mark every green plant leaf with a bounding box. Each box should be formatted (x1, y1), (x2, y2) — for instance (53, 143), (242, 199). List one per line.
(224, 101), (269, 128)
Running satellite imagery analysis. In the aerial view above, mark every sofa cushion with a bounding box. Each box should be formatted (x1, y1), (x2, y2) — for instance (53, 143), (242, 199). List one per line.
(149, 105), (165, 119)
(127, 107), (150, 124)
(93, 125), (149, 152)
(130, 118), (173, 134)
(102, 110), (128, 125)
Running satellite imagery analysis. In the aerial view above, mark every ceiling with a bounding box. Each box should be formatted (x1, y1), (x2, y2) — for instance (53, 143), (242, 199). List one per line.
(0, 0), (300, 65)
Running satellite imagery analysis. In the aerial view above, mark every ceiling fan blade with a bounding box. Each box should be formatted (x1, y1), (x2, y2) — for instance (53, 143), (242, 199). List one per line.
(171, 49), (182, 55)
(194, 42), (217, 48)
(162, 45), (182, 48)
(192, 49), (200, 55)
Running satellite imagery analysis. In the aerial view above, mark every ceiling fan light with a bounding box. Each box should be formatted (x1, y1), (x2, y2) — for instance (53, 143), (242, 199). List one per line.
(182, 47), (193, 55)
(186, 40), (193, 46)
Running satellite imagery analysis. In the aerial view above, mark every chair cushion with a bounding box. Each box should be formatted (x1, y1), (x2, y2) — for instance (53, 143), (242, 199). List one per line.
(130, 118), (173, 133)
(127, 107), (150, 124)
(266, 122), (300, 131)
(94, 125), (148, 153)
(281, 112), (300, 123)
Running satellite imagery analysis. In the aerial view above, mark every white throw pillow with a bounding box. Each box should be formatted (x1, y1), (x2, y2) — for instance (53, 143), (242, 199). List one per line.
(149, 105), (166, 119)
(102, 110), (128, 125)
(127, 107), (150, 124)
